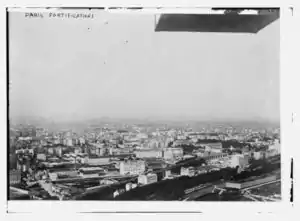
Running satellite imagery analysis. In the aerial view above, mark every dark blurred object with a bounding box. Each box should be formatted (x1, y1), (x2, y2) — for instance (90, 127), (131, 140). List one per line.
(155, 9), (279, 33)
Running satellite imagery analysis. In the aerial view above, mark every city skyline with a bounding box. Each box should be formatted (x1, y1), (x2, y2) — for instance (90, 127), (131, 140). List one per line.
(9, 11), (280, 123)
(8, 9), (281, 204)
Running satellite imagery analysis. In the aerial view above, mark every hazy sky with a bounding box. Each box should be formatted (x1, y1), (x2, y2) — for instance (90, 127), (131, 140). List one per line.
(9, 10), (280, 122)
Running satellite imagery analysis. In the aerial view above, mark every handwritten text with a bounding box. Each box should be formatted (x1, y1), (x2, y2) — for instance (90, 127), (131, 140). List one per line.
(25, 12), (94, 19)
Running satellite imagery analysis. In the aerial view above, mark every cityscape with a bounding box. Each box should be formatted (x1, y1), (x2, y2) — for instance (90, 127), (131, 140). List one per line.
(9, 119), (281, 201)
(8, 9), (280, 201)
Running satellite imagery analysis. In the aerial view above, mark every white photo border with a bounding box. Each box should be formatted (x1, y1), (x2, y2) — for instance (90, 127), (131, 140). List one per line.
(1, 0), (299, 215)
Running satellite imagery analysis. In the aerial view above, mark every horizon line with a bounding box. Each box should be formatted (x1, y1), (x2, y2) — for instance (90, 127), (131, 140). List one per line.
(10, 115), (280, 124)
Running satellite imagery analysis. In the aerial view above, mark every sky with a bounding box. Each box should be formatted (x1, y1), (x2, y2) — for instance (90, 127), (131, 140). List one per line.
(9, 10), (280, 123)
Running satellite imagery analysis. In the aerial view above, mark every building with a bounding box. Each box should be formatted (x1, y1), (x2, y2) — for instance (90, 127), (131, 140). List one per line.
(177, 135), (187, 140)
(119, 160), (146, 175)
(268, 142), (280, 155)
(79, 137), (85, 145)
(138, 173), (158, 185)
(164, 170), (171, 178)
(180, 167), (195, 177)
(79, 167), (106, 178)
(74, 147), (82, 155)
(203, 152), (228, 161)
(113, 190), (119, 198)
(125, 182), (133, 191)
(253, 151), (263, 160)
(90, 148), (96, 155)
(229, 154), (249, 169)
(55, 147), (62, 157)
(86, 157), (110, 166)
(37, 153), (46, 161)
(136, 133), (148, 139)
(66, 138), (73, 147)
(173, 139), (191, 147)
(163, 148), (183, 160)
(59, 170), (79, 178)
(202, 142), (223, 153)
(134, 149), (163, 158)
(19, 157), (31, 172)
(9, 170), (21, 185)
(193, 149), (205, 157)
(197, 167), (208, 174)
(48, 170), (78, 180)
(266, 149), (278, 158)
(148, 140), (158, 149)
(95, 147), (107, 156)
(191, 138), (198, 143)
(112, 148), (131, 155)
(47, 147), (54, 155)
(36, 128), (46, 137)
(241, 146), (250, 155)
(64, 131), (72, 137)
(53, 138), (60, 145)
(49, 172), (58, 181)
(73, 138), (79, 146)
(183, 155), (195, 160)
(100, 179), (117, 185)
